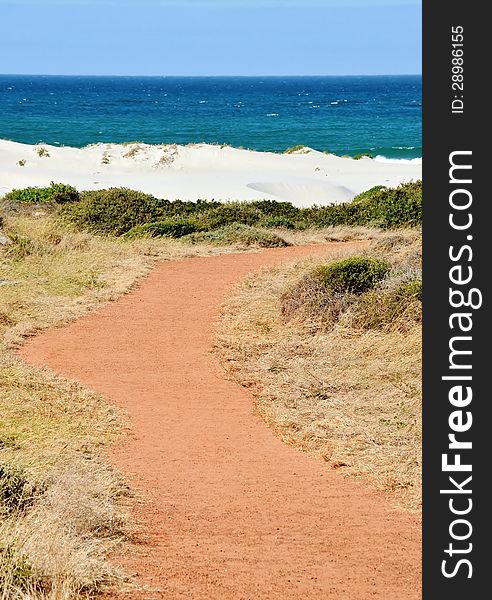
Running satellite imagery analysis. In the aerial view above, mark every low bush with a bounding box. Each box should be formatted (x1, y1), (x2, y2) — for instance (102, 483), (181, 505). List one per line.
(259, 216), (296, 229)
(183, 224), (291, 248)
(315, 257), (389, 294)
(5, 181), (421, 236)
(194, 203), (264, 230)
(2, 183), (79, 205)
(353, 181), (422, 228)
(249, 199), (299, 219)
(298, 181), (422, 229)
(160, 199), (221, 219)
(61, 188), (166, 235)
(125, 218), (201, 239)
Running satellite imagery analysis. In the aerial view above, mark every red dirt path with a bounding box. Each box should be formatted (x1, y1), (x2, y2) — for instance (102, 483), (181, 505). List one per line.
(21, 244), (421, 599)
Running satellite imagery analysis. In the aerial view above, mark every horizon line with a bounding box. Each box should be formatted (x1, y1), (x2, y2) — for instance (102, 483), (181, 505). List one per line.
(1, 72), (422, 78)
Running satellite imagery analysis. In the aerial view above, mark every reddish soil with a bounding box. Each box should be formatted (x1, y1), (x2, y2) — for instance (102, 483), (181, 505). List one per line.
(21, 244), (421, 599)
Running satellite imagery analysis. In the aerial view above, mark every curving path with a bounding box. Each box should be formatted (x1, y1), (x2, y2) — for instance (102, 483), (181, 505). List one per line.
(21, 244), (421, 599)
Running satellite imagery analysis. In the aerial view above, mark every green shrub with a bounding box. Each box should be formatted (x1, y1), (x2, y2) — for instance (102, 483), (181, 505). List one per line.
(298, 181), (422, 229)
(284, 145), (306, 154)
(260, 216), (296, 229)
(125, 218), (201, 239)
(249, 200), (299, 219)
(49, 183), (80, 204)
(194, 203), (264, 230)
(160, 199), (221, 219)
(2, 182), (79, 205)
(54, 181), (421, 237)
(400, 279), (422, 301)
(183, 224), (291, 248)
(298, 202), (361, 228)
(315, 257), (390, 294)
(353, 181), (422, 228)
(61, 188), (167, 235)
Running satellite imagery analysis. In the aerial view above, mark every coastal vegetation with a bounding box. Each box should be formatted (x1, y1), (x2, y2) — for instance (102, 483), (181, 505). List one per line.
(283, 144), (307, 154)
(0, 182), (421, 597)
(217, 231), (422, 511)
(35, 147), (49, 158)
(2, 180), (421, 240)
(2, 183), (80, 205)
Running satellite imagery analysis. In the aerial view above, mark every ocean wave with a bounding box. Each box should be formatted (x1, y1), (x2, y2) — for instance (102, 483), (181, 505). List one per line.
(374, 155), (422, 165)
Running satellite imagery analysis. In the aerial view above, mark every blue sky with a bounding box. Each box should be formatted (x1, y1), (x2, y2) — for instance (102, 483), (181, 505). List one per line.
(0, 1), (421, 76)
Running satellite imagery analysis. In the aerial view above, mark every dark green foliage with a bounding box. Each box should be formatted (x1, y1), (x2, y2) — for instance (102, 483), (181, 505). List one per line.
(5, 180), (421, 237)
(2, 182), (80, 205)
(298, 181), (422, 229)
(298, 201), (362, 228)
(159, 199), (221, 218)
(61, 188), (167, 235)
(125, 218), (201, 239)
(249, 199), (299, 219)
(352, 153), (374, 160)
(315, 257), (390, 294)
(194, 203), (264, 230)
(352, 181), (422, 228)
(48, 183), (80, 204)
(183, 223), (291, 248)
(259, 216), (296, 229)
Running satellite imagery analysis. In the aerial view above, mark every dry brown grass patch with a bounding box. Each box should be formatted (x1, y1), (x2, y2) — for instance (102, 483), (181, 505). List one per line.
(217, 233), (422, 512)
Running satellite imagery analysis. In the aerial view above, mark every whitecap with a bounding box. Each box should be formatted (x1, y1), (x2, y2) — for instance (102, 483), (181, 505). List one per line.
(374, 155), (422, 165)
(267, 113), (279, 117)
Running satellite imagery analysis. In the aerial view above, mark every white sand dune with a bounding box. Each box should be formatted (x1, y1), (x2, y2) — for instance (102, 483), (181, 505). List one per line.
(0, 140), (421, 207)
(247, 179), (355, 204)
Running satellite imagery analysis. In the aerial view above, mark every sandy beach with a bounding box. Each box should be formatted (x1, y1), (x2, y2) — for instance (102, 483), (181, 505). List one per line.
(0, 140), (421, 207)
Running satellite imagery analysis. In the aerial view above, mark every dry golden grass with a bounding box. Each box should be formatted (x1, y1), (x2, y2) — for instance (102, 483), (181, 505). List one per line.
(1, 459), (131, 599)
(217, 230), (422, 512)
(272, 225), (387, 246)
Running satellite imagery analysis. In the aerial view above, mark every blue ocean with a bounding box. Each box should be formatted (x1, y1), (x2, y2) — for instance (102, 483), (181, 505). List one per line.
(0, 75), (421, 159)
